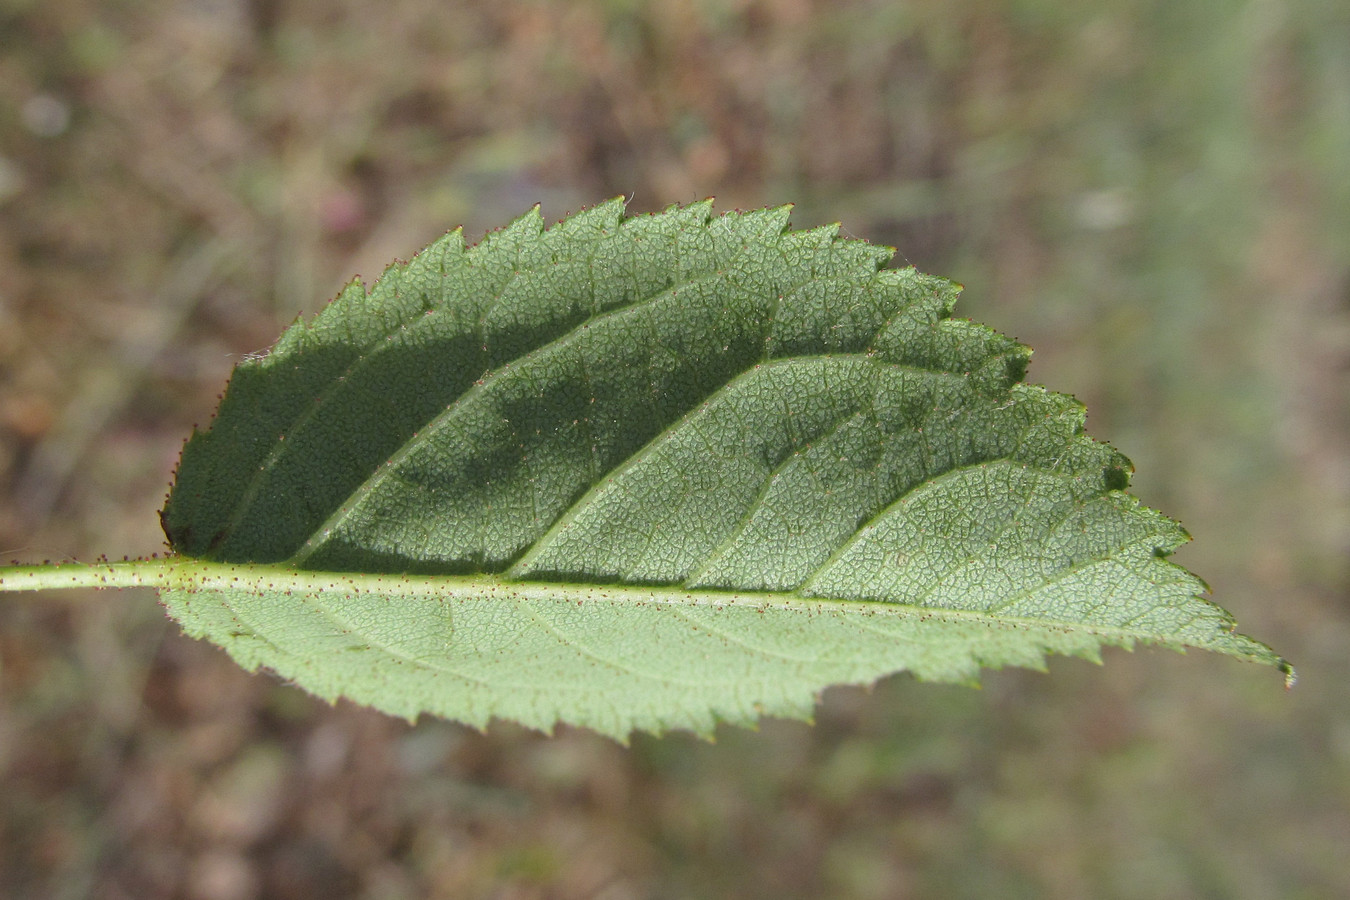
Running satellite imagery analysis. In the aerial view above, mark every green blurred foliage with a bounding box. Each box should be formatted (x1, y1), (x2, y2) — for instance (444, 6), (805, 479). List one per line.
(1, 0), (1346, 898)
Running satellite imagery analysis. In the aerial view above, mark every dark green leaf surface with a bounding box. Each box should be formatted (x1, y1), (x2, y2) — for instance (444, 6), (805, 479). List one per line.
(158, 199), (1285, 738)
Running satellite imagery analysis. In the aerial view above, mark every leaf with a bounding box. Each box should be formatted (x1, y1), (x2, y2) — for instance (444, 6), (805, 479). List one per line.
(155, 199), (1287, 739)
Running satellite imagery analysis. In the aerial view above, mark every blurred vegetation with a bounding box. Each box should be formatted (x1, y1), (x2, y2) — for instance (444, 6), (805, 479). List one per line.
(1, 0), (1347, 898)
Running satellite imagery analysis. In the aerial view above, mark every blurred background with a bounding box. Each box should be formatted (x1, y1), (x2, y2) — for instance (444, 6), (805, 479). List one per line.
(1, 0), (1347, 897)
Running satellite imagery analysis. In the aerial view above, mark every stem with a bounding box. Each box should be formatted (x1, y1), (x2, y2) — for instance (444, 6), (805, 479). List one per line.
(0, 558), (181, 592)
(0, 556), (1294, 685)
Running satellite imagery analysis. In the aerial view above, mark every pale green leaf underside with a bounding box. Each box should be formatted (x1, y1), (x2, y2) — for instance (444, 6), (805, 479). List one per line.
(155, 199), (1286, 738)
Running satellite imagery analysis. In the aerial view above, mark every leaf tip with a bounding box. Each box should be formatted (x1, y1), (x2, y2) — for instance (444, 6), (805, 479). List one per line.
(1281, 660), (1297, 689)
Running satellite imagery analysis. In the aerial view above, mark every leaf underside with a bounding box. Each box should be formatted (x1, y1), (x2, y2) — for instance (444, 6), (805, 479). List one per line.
(159, 199), (1284, 739)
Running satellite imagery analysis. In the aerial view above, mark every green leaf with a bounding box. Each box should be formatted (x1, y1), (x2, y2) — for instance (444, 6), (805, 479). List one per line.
(152, 198), (1286, 738)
